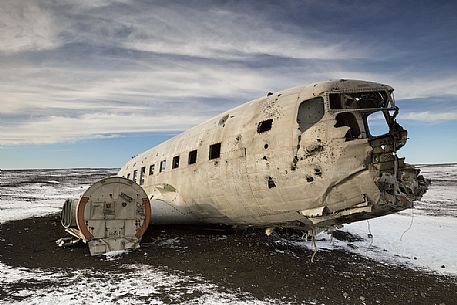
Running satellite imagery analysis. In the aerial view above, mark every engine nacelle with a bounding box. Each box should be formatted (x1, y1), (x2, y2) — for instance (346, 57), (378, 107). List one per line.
(60, 177), (151, 255)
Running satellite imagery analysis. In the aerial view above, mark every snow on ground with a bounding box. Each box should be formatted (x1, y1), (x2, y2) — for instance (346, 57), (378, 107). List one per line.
(414, 163), (457, 217)
(0, 262), (275, 305)
(342, 213), (457, 275)
(287, 213), (457, 275)
(0, 165), (456, 303)
(0, 169), (118, 224)
(0, 198), (64, 224)
(343, 163), (457, 275)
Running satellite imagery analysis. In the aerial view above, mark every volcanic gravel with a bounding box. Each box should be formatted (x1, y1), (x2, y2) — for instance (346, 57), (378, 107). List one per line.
(1, 215), (456, 305)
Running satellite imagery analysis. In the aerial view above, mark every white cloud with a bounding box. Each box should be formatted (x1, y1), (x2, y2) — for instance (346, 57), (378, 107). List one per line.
(3, 57), (456, 145)
(386, 75), (457, 100)
(1, 1), (456, 148)
(400, 111), (457, 122)
(56, 2), (367, 60)
(0, 113), (205, 145)
(123, 11), (358, 60)
(57, 0), (129, 9)
(327, 71), (457, 100)
(0, 63), (291, 114)
(0, 0), (60, 53)
(0, 61), (328, 145)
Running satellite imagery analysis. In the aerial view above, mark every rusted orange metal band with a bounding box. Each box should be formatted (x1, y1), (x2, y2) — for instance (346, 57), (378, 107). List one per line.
(77, 196), (94, 241)
(135, 197), (151, 238)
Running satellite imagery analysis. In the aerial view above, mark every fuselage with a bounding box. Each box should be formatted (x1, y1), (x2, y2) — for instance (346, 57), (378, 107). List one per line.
(118, 79), (428, 230)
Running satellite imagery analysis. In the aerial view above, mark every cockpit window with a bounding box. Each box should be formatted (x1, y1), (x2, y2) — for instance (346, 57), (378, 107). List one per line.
(297, 97), (324, 132)
(366, 111), (390, 137)
(329, 91), (388, 110)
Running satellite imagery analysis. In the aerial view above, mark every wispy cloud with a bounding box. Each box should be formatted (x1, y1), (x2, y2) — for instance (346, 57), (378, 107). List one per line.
(400, 112), (457, 122)
(0, 0), (60, 53)
(0, 0), (456, 147)
(325, 71), (457, 100)
(0, 112), (205, 145)
(0, 60), (315, 115)
(52, 1), (367, 61)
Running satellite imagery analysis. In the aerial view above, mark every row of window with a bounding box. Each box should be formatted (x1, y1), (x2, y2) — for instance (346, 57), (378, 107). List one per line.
(124, 116), (277, 185)
(126, 142), (222, 185)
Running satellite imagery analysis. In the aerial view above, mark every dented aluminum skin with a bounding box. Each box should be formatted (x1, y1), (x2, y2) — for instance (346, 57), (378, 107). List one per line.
(118, 79), (429, 231)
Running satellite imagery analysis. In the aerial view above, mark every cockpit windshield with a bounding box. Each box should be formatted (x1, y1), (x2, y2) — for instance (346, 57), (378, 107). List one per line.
(329, 91), (390, 110)
(329, 90), (398, 140)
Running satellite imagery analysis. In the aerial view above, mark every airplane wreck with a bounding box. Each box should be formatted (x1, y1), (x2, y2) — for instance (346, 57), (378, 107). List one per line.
(59, 79), (429, 255)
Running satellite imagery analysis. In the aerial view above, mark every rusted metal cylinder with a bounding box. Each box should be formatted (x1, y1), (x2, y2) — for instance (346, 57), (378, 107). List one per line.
(60, 177), (151, 255)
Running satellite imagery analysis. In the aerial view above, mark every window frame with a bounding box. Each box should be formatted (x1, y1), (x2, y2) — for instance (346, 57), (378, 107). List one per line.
(188, 149), (198, 164)
(149, 164), (155, 176)
(159, 160), (166, 173)
(209, 143), (222, 160)
(172, 155), (180, 169)
(139, 166), (145, 185)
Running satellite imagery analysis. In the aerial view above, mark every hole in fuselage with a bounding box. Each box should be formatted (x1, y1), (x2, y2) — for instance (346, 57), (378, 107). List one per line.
(257, 119), (273, 133)
(268, 177), (276, 188)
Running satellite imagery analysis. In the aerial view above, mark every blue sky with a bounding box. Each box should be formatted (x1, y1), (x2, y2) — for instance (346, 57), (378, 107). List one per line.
(1, 0), (456, 169)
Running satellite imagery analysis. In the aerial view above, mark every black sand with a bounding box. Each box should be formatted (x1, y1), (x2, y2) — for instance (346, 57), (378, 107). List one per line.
(1, 215), (456, 304)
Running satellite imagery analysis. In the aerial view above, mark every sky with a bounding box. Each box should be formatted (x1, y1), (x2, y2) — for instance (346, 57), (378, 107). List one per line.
(0, 0), (456, 169)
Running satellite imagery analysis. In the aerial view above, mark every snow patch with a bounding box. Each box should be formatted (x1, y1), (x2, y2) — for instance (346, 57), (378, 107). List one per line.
(279, 213), (457, 276)
(0, 262), (275, 305)
(342, 213), (457, 275)
(103, 250), (129, 261)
